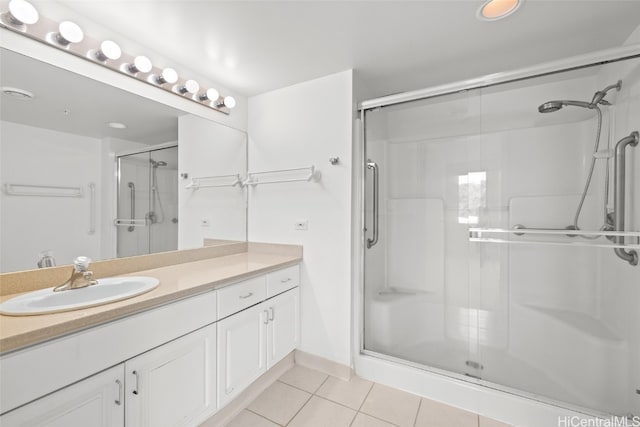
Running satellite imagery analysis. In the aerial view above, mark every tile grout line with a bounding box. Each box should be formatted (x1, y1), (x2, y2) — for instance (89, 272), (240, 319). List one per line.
(276, 378), (324, 395)
(283, 388), (314, 426)
(412, 397), (423, 427)
(356, 381), (375, 412)
(245, 408), (286, 427)
(312, 374), (331, 394)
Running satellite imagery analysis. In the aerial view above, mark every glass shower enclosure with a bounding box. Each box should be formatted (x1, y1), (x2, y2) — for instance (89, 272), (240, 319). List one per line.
(116, 145), (178, 258)
(362, 55), (640, 417)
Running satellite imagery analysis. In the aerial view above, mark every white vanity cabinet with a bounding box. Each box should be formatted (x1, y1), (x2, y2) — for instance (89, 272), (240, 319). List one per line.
(266, 287), (300, 367)
(217, 299), (268, 407)
(217, 281), (300, 408)
(0, 263), (300, 426)
(125, 323), (217, 427)
(0, 365), (125, 427)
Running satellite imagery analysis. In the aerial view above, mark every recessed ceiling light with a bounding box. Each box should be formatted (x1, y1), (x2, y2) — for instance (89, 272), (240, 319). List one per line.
(107, 122), (127, 129)
(477, 0), (522, 21)
(1, 86), (34, 100)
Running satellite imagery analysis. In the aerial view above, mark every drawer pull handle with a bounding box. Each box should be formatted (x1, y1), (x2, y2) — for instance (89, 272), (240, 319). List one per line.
(280, 278), (292, 283)
(239, 292), (254, 299)
(268, 307), (274, 321)
(115, 379), (122, 405)
(132, 370), (139, 395)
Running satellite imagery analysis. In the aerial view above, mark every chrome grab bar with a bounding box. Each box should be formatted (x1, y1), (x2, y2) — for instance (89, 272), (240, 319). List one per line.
(88, 183), (96, 235)
(367, 160), (379, 249)
(613, 131), (638, 266)
(128, 182), (135, 232)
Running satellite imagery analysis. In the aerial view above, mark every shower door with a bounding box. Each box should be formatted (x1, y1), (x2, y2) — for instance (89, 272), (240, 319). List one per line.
(116, 146), (178, 258)
(362, 56), (640, 417)
(363, 89), (484, 377)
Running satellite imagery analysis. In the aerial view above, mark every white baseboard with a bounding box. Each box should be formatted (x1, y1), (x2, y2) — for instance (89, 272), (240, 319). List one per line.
(294, 349), (352, 381)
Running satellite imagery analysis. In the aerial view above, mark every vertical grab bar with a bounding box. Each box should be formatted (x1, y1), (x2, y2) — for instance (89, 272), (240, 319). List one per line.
(367, 160), (379, 249)
(88, 183), (96, 235)
(128, 182), (135, 232)
(613, 131), (638, 266)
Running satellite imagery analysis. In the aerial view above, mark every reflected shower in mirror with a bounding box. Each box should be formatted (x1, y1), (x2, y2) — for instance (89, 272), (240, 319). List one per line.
(0, 47), (247, 273)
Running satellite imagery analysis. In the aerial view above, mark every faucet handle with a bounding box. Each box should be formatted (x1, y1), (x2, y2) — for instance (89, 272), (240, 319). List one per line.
(73, 256), (92, 272)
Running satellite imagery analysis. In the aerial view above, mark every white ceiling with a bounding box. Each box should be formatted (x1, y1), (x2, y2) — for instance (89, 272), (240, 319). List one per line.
(27, 0), (640, 99)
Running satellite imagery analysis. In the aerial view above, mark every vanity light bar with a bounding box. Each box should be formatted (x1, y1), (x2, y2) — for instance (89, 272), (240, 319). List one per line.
(0, 0), (236, 113)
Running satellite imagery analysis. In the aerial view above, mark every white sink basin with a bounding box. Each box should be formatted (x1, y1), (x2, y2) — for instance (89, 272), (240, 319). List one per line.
(0, 276), (160, 316)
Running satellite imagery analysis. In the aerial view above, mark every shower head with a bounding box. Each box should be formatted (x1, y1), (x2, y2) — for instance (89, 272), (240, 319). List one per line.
(538, 101), (563, 113)
(539, 80), (623, 114)
(537, 100), (592, 113)
(150, 159), (168, 167)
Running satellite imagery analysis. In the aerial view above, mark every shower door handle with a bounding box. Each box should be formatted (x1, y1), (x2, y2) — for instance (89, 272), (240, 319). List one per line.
(367, 160), (379, 249)
(613, 131), (638, 265)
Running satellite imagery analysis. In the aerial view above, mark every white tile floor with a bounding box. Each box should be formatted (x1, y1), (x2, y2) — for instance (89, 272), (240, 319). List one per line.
(225, 365), (511, 427)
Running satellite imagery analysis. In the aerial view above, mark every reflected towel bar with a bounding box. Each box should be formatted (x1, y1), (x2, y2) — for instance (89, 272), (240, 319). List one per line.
(3, 183), (84, 198)
(185, 174), (242, 189)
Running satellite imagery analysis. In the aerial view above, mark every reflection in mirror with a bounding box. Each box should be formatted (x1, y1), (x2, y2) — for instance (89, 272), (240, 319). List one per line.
(0, 48), (247, 273)
(116, 145), (179, 258)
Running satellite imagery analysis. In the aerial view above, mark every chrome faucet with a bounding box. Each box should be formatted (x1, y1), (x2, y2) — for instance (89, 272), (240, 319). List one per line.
(53, 256), (98, 292)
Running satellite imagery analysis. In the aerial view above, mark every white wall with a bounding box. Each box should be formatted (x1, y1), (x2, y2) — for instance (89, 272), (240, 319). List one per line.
(248, 70), (354, 366)
(178, 115), (248, 249)
(0, 121), (102, 272)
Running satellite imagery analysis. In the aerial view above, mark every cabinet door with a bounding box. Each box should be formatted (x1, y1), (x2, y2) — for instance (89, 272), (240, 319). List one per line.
(217, 303), (267, 408)
(125, 324), (216, 427)
(0, 365), (124, 427)
(267, 287), (300, 368)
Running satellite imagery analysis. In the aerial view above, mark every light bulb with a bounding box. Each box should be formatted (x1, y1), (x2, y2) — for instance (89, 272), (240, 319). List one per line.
(157, 68), (178, 85)
(177, 79), (199, 95)
(94, 40), (121, 61)
(57, 21), (83, 45)
(199, 88), (219, 102)
(127, 55), (152, 74)
(224, 96), (236, 109)
(134, 56), (152, 73)
(7, 0), (39, 25)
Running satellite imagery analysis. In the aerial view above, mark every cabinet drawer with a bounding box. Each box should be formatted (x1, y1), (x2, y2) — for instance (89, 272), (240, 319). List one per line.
(266, 265), (300, 297)
(217, 276), (266, 319)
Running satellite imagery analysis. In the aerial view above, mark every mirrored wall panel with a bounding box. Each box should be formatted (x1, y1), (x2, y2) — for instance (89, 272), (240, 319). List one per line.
(0, 48), (247, 273)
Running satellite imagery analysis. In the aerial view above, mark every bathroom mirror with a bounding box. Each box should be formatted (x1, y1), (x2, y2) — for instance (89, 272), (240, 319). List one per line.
(0, 47), (248, 273)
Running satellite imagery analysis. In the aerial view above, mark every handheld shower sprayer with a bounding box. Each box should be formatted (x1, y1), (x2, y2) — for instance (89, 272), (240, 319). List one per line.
(536, 80), (623, 241)
(538, 80), (622, 113)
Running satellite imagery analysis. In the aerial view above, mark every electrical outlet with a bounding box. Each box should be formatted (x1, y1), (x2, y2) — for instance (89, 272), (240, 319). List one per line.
(200, 219), (210, 227)
(294, 220), (308, 231)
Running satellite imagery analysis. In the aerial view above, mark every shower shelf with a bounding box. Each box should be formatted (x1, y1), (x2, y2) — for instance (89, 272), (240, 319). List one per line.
(468, 227), (640, 250)
(184, 174), (243, 189)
